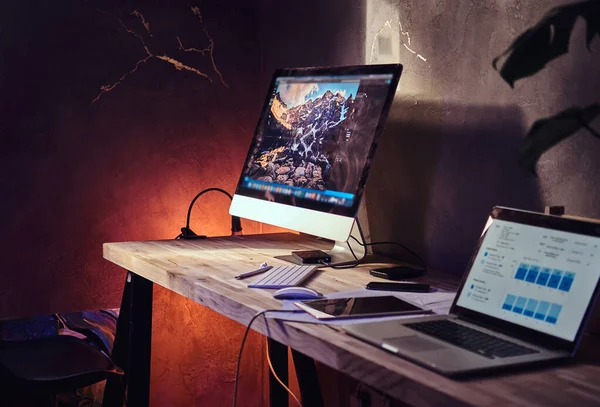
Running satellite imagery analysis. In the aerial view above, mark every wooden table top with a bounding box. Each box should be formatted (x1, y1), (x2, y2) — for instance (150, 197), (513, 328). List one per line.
(104, 233), (600, 407)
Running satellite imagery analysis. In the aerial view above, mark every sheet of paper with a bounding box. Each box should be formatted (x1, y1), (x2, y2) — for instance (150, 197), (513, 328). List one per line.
(266, 288), (456, 326)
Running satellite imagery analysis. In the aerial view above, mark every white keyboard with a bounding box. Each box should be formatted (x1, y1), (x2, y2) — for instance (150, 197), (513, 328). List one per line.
(248, 264), (318, 289)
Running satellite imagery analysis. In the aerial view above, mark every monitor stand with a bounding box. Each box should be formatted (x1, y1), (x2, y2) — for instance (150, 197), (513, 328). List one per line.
(276, 219), (368, 266)
(326, 219), (367, 265)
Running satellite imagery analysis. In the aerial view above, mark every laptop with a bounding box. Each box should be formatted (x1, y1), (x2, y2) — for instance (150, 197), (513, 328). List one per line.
(343, 206), (600, 377)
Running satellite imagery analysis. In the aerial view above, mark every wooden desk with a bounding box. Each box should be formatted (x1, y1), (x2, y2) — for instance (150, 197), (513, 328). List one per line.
(102, 233), (600, 407)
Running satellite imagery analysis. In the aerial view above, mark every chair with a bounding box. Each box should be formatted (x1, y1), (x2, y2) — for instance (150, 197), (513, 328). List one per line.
(0, 334), (123, 406)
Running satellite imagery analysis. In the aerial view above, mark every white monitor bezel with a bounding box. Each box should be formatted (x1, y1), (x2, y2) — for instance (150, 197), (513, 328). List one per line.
(230, 194), (354, 241)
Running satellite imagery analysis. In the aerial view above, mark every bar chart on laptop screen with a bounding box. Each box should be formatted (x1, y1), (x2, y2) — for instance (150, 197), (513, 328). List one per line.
(514, 263), (575, 292)
(456, 218), (600, 341)
(501, 261), (579, 326)
(502, 294), (563, 324)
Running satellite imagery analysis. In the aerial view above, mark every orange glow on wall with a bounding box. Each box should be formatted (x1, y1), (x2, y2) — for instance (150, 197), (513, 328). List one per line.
(152, 285), (267, 406)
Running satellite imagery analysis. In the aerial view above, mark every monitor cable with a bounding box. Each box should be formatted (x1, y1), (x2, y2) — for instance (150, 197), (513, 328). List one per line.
(175, 187), (243, 239)
(318, 218), (367, 269)
(232, 309), (304, 407)
(349, 235), (426, 271)
(318, 241), (361, 269)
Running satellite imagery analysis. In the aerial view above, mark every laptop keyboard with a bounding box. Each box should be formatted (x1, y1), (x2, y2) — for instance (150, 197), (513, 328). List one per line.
(405, 320), (539, 359)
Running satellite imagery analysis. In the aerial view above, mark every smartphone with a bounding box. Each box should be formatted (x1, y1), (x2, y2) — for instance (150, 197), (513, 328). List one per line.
(365, 281), (430, 293)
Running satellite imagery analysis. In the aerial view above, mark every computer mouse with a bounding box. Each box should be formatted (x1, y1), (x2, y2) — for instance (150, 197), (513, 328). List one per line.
(273, 287), (323, 300)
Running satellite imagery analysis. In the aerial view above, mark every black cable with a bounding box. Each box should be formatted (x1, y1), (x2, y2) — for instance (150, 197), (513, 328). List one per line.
(176, 187), (242, 239)
(232, 309), (301, 407)
(185, 188), (232, 229)
(350, 235), (426, 270)
(317, 218), (367, 269)
(318, 241), (361, 269)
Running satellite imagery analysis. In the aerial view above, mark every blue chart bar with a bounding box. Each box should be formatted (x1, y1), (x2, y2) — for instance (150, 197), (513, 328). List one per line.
(504, 295), (562, 324)
(548, 270), (563, 289)
(515, 264), (529, 280)
(525, 265), (540, 283)
(535, 301), (551, 320)
(546, 304), (563, 324)
(503, 294), (517, 311)
(515, 264), (574, 293)
(558, 272), (575, 292)
(513, 297), (527, 314)
(523, 298), (539, 317)
(536, 268), (551, 286)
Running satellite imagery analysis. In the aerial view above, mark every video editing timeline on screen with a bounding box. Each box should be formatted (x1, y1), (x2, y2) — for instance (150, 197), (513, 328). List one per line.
(240, 73), (394, 211)
(456, 219), (600, 341)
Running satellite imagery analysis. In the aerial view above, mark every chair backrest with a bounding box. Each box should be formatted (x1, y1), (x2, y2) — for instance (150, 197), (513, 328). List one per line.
(0, 335), (123, 394)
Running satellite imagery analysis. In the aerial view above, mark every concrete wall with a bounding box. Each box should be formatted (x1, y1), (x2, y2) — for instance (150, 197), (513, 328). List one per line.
(365, 0), (600, 275)
(0, 0), (268, 317)
(0, 1), (268, 405)
(0, 0), (365, 405)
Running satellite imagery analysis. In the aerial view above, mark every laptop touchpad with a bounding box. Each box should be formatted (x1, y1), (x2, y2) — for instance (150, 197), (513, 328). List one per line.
(384, 336), (446, 353)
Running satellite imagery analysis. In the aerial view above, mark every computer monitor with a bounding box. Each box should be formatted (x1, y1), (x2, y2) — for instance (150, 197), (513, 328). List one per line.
(230, 65), (402, 248)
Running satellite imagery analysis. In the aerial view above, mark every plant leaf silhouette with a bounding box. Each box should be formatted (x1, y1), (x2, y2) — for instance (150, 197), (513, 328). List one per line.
(493, 1), (600, 87)
(519, 104), (600, 174)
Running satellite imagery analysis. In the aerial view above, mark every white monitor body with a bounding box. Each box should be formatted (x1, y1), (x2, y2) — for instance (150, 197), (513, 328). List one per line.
(230, 65), (403, 264)
(230, 194), (354, 242)
(230, 194), (366, 264)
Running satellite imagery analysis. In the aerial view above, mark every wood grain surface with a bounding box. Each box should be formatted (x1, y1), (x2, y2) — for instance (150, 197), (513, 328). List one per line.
(104, 233), (600, 407)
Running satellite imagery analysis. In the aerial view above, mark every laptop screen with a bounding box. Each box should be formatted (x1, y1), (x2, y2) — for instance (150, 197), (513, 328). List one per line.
(455, 218), (600, 342)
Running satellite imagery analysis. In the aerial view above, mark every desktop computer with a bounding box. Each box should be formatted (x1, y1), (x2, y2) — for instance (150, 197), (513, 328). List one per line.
(230, 64), (402, 264)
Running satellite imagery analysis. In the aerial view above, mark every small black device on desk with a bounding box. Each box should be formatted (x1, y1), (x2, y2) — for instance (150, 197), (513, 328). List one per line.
(370, 265), (425, 280)
(366, 281), (430, 293)
(292, 250), (331, 264)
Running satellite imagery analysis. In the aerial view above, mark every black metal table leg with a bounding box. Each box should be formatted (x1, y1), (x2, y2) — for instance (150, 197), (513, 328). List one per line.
(103, 273), (133, 407)
(292, 349), (324, 407)
(104, 272), (153, 407)
(268, 338), (289, 407)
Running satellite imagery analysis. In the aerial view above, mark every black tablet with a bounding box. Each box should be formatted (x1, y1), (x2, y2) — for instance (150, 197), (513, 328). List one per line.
(293, 295), (430, 320)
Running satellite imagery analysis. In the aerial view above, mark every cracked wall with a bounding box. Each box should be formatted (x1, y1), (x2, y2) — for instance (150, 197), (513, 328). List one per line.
(90, 6), (229, 106)
(0, 0), (266, 315)
(364, 0), (600, 277)
(0, 0), (368, 404)
(0, 1), (268, 406)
